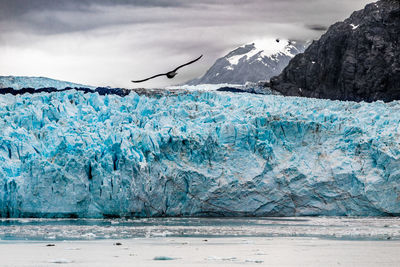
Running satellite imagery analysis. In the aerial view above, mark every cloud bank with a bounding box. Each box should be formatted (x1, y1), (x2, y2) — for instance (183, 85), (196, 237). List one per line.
(0, 0), (372, 88)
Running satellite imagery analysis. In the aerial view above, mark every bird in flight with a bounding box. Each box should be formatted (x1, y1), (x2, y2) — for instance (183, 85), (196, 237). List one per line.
(131, 55), (203, 83)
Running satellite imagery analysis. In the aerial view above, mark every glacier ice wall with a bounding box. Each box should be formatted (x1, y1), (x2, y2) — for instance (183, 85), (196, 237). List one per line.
(0, 91), (399, 218)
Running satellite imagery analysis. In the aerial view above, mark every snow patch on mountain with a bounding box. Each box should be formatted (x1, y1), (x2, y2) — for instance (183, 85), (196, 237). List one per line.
(350, 23), (360, 30)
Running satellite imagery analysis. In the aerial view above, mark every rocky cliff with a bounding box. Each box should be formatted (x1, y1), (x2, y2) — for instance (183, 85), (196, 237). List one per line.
(270, 0), (400, 102)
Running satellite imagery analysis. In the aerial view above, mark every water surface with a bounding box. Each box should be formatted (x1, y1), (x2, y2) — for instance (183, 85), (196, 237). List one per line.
(1, 217), (399, 241)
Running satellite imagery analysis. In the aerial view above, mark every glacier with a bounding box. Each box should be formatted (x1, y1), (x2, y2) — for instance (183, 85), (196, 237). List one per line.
(0, 76), (95, 90)
(0, 90), (400, 218)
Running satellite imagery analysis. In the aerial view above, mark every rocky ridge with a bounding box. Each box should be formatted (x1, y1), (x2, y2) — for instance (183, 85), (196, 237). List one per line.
(270, 0), (400, 102)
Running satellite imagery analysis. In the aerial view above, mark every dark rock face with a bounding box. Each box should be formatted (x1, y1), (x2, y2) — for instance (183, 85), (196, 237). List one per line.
(270, 0), (400, 102)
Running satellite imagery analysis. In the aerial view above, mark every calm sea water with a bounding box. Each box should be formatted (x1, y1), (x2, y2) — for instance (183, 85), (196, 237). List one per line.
(0, 217), (399, 241)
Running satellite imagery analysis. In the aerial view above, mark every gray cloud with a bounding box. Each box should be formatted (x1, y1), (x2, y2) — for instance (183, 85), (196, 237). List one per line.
(0, 0), (372, 88)
(0, 0), (189, 35)
(0, 0), (187, 16)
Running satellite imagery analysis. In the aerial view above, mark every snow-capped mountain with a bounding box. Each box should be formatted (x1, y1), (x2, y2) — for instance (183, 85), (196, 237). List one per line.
(0, 76), (95, 89)
(188, 39), (308, 85)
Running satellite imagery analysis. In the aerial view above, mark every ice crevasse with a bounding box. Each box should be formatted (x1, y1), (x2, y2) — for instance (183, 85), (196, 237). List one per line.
(0, 90), (399, 218)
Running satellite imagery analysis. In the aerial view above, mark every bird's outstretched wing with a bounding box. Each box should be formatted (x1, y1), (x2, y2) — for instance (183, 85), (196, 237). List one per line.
(173, 55), (203, 72)
(131, 73), (167, 83)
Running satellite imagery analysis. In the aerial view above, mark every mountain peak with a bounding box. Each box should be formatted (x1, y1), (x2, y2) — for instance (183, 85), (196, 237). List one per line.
(188, 39), (307, 85)
(226, 39), (302, 66)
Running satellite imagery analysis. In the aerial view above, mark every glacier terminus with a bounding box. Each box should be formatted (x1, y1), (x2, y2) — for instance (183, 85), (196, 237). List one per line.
(0, 90), (399, 218)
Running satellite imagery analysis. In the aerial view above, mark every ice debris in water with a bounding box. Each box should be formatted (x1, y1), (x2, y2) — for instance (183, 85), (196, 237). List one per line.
(245, 259), (264, 263)
(153, 256), (177, 261)
(206, 256), (238, 261)
(0, 90), (400, 218)
(48, 258), (73, 264)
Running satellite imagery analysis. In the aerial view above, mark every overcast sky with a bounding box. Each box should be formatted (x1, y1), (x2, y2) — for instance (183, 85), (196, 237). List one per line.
(0, 0), (371, 88)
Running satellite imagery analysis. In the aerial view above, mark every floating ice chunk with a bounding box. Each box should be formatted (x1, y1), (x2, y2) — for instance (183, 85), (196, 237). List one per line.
(48, 258), (73, 264)
(81, 233), (96, 239)
(150, 231), (173, 237)
(245, 259), (264, 263)
(153, 256), (177, 261)
(206, 256), (238, 261)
